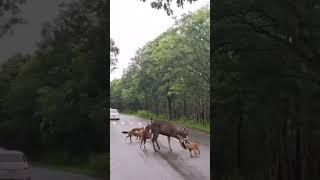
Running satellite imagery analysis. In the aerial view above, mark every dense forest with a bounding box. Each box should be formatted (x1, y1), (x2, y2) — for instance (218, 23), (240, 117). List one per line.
(110, 7), (210, 126)
(213, 0), (320, 179)
(0, 0), (106, 161)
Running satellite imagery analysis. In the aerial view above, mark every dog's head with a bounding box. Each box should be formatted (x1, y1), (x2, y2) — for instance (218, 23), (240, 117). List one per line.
(178, 127), (189, 138)
(183, 128), (189, 136)
(183, 137), (190, 144)
(177, 134), (188, 149)
(145, 124), (151, 132)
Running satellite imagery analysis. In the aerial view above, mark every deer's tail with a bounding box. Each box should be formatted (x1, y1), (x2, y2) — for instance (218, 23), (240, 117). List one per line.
(122, 131), (129, 134)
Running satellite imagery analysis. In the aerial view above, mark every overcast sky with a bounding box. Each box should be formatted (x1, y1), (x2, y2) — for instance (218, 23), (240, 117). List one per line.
(0, 0), (66, 63)
(110, 0), (210, 81)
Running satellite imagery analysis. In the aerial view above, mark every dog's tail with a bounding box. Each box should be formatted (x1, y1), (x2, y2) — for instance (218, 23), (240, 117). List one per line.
(122, 131), (129, 134)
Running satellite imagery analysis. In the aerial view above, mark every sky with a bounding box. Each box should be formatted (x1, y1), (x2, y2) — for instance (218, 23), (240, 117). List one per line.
(0, 0), (66, 63)
(110, 0), (210, 81)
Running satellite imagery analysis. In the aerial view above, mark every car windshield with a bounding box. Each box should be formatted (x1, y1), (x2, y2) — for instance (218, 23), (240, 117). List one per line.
(0, 154), (24, 162)
(110, 109), (118, 113)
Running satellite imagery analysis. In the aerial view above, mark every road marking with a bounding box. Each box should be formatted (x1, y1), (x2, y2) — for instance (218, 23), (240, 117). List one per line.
(129, 122), (133, 124)
(112, 122), (116, 125)
(138, 122), (142, 125)
(121, 122), (125, 125)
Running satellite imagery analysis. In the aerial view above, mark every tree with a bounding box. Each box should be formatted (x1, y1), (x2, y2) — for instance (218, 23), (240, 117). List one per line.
(0, 0), (26, 37)
(139, 0), (197, 15)
(0, 0), (107, 160)
(212, 0), (320, 179)
(110, 7), (210, 123)
(110, 38), (119, 72)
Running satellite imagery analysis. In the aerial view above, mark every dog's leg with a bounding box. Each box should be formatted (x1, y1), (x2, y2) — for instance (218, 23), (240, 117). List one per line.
(167, 136), (172, 151)
(189, 149), (192, 157)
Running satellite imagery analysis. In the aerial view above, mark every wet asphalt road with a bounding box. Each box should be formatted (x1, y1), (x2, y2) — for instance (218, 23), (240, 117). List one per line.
(110, 114), (210, 180)
(30, 166), (103, 180)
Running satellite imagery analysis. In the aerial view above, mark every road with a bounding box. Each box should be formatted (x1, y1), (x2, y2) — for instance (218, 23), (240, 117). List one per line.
(110, 114), (210, 180)
(30, 166), (103, 180)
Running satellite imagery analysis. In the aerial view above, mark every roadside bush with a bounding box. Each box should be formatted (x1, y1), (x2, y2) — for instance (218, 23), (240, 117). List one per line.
(89, 153), (108, 177)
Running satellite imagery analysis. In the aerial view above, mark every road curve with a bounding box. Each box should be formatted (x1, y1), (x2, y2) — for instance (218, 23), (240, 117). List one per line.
(110, 114), (210, 180)
(30, 166), (103, 180)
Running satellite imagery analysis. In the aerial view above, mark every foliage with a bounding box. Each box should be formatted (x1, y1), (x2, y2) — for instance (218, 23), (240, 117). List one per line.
(34, 153), (107, 178)
(131, 110), (210, 132)
(0, 0), (106, 160)
(139, 0), (197, 16)
(213, 0), (320, 179)
(110, 38), (119, 72)
(0, 0), (26, 37)
(110, 7), (210, 125)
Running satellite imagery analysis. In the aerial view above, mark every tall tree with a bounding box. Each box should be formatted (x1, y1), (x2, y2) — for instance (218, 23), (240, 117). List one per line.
(110, 38), (119, 73)
(0, 0), (26, 37)
(213, 0), (320, 179)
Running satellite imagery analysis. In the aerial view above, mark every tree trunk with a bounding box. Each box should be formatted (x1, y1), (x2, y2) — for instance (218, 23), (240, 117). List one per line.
(202, 98), (205, 125)
(145, 92), (148, 112)
(295, 127), (302, 180)
(184, 93), (187, 118)
(237, 111), (242, 171)
(196, 100), (199, 123)
(155, 102), (159, 115)
(167, 95), (172, 120)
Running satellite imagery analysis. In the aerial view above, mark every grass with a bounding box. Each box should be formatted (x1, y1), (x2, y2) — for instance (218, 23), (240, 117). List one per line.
(32, 153), (108, 178)
(123, 110), (210, 133)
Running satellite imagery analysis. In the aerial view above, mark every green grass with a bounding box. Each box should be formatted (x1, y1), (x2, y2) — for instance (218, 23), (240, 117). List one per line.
(123, 110), (210, 133)
(32, 153), (108, 178)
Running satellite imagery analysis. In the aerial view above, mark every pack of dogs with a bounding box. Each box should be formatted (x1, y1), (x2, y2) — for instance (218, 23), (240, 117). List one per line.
(121, 118), (200, 157)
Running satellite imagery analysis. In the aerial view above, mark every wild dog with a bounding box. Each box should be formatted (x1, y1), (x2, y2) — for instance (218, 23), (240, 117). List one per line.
(140, 125), (152, 149)
(131, 127), (144, 132)
(149, 117), (188, 151)
(184, 140), (200, 157)
(122, 127), (143, 142)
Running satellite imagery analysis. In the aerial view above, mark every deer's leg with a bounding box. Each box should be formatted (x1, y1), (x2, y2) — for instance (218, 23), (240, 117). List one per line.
(152, 133), (159, 151)
(167, 136), (172, 151)
(143, 139), (146, 149)
(155, 138), (160, 150)
(140, 139), (143, 149)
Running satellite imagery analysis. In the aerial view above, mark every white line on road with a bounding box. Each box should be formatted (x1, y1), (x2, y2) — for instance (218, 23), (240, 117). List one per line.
(121, 122), (125, 124)
(113, 122), (116, 125)
(129, 122), (133, 124)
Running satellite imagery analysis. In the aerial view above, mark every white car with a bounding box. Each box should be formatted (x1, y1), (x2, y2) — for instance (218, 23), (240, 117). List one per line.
(0, 150), (31, 180)
(110, 108), (120, 120)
